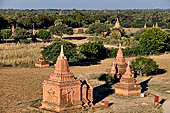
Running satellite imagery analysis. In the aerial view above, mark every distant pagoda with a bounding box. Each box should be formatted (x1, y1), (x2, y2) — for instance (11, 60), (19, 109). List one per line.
(144, 23), (147, 28)
(35, 54), (49, 67)
(113, 18), (122, 29)
(114, 62), (141, 96)
(155, 22), (159, 28)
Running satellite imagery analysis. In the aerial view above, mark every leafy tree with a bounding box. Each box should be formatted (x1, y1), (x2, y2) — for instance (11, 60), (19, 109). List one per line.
(13, 27), (30, 43)
(17, 16), (33, 29)
(134, 29), (147, 40)
(0, 29), (12, 39)
(131, 57), (159, 76)
(168, 23), (170, 29)
(49, 23), (73, 38)
(33, 16), (53, 28)
(139, 28), (169, 54)
(110, 29), (121, 40)
(79, 41), (107, 60)
(36, 29), (51, 42)
(41, 40), (81, 64)
(0, 29), (12, 43)
(86, 21), (110, 35)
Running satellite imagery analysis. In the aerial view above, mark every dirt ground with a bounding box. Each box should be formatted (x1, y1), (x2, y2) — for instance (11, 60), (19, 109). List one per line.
(0, 53), (170, 113)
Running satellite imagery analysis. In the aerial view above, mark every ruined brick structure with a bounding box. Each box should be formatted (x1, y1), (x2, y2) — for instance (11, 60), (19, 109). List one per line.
(107, 44), (127, 80)
(114, 62), (141, 96)
(40, 45), (93, 112)
(35, 55), (49, 67)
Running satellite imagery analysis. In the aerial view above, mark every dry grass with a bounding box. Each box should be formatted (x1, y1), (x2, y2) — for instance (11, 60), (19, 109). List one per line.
(0, 43), (50, 67)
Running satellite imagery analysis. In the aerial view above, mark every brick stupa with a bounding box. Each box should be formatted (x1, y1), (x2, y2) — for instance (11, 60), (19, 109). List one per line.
(144, 23), (147, 28)
(113, 18), (122, 29)
(40, 45), (93, 112)
(35, 55), (49, 67)
(11, 24), (15, 36)
(108, 44), (127, 80)
(114, 62), (141, 96)
(155, 22), (159, 28)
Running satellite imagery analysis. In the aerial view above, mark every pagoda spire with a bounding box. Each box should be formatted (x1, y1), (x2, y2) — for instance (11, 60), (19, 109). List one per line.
(116, 43), (126, 65)
(123, 61), (132, 78)
(54, 45), (70, 74)
(155, 22), (159, 28)
(152, 24), (155, 28)
(114, 18), (121, 29)
(60, 45), (64, 57)
(144, 23), (147, 28)
(116, 43), (124, 59)
(111, 62), (116, 74)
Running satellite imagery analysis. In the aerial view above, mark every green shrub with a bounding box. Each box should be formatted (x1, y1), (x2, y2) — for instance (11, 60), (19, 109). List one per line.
(41, 40), (82, 64)
(0, 29), (12, 40)
(131, 57), (159, 76)
(36, 29), (51, 41)
(139, 28), (169, 54)
(79, 41), (107, 60)
(86, 21), (110, 35)
(134, 29), (147, 40)
(168, 23), (170, 29)
(12, 27), (31, 43)
(107, 46), (147, 58)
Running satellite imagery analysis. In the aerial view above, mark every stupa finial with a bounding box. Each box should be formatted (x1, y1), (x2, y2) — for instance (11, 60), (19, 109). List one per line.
(60, 45), (64, 57)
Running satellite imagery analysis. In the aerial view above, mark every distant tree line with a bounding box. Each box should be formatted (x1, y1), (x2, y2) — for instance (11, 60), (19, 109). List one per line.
(0, 9), (170, 29)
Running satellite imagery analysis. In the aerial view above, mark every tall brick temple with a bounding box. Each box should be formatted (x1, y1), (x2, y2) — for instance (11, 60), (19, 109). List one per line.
(107, 44), (127, 80)
(40, 45), (93, 112)
(114, 62), (141, 96)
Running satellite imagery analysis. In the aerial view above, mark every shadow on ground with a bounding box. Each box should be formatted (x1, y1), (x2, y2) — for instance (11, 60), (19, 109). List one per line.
(63, 37), (87, 40)
(93, 84), (114, 105)
(140, 77), (153, 93)
(156, 69), (167, 75)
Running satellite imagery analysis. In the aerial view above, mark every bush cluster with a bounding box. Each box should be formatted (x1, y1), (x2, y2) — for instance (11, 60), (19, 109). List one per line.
(131, 57), (159, 76)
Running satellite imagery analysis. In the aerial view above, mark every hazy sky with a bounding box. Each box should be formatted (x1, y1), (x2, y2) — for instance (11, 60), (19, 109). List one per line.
(0, 0), (170, 9)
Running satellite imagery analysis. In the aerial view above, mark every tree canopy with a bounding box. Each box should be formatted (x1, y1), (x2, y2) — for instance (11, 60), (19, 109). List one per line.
(139, 28), (169, 54)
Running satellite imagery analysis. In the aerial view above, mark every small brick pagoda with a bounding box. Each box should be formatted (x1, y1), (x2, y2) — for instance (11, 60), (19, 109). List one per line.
(144, 23), (147, 28)
(35, 55), (49, 67)
(113, 18), (122, 29)
(155, 22), (159, 28)
(40, 45), (93, 112)
(114, 62), (141, 96)
(11, 24), (15, 36)
(107, 44), (127, 80)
